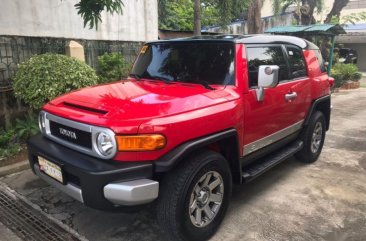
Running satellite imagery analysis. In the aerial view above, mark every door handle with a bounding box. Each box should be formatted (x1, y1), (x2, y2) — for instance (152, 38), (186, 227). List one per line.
(285, 92), (297, 101)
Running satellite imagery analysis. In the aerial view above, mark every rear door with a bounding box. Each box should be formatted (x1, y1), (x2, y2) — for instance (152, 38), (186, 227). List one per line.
(242, 44), (311, 156)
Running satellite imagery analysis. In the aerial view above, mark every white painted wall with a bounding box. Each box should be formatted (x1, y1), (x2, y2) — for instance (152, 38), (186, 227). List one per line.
(0, 0), (158, 41)
(261, 0), (274, 18)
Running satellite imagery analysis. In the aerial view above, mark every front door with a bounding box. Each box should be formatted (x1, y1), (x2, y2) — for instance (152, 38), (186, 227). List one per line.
(242, 44), (311, 156)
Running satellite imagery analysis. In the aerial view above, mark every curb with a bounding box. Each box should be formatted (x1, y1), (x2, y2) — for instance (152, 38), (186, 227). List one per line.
(0, 161), (29, 177)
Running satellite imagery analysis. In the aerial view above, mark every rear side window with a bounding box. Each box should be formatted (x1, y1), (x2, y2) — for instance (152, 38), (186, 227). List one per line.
(286, 46), (307, 78)
(246, 46), (289, 87)
(314, 49), (327, 73)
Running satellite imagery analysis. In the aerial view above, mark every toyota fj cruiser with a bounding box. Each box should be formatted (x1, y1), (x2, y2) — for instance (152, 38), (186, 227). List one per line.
(28, 35), (334, 241)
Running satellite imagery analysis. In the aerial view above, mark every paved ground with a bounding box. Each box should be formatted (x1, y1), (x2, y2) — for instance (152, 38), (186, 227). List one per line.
(0, 222), (22, 241)
(1, 88), (366, 241)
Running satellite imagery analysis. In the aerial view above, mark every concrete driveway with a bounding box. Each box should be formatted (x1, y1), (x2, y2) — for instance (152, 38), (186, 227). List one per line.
(1, 88), (366, 241)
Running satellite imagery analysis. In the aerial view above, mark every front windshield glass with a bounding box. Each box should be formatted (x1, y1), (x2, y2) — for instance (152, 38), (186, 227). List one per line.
(130, 43), (235, 85)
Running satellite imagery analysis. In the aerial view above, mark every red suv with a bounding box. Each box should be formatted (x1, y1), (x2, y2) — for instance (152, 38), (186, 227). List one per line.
(28, 35), (333, 241)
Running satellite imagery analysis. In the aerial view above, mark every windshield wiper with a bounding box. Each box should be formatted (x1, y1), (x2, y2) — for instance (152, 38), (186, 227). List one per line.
(197, 81), (215, 90)
(128, 73), (141, 80)
(145, 75), (172, 84)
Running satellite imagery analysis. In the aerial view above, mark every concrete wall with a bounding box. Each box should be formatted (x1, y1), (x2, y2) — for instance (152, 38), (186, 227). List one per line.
(0, 0), (158, 41)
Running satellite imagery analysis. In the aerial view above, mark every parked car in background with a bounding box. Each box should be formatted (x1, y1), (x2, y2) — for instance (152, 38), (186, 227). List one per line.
(339, 48), (358, 64)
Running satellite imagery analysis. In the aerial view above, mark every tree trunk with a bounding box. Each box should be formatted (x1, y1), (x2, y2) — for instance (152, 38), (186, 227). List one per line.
(193, 0), (201, 36)
(324, 0), (349, 23)
(247, 0), (262, 34)
(300, 0), (317, 25)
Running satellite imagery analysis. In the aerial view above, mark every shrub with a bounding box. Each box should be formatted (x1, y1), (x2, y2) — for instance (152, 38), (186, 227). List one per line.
(13, 53), (99, 109)
(0, 129), (16, 147)
(97, 52), (130, 83)
(331, 63), (360, 88)
(351, 72), (362, 81)
(0, 143), (22, 161)
(14, 113), (39, 141)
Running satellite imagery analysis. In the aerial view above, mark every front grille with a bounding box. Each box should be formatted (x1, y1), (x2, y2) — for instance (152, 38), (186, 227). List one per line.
(49, 121), (92, 149)
(41, 111), (117, 159)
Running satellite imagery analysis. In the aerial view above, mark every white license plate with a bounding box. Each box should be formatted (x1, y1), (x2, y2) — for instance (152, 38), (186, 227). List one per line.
(38, 156), (63, 183)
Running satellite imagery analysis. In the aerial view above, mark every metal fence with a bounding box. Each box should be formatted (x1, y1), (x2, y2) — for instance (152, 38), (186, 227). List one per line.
(0, 36), (67, 92)
(0, 36), (143, 92)
(84, 41), (142, 69)
(0, 35), (143, 129)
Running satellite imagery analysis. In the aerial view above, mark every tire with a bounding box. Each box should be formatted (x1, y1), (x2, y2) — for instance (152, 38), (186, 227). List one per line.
(157, 150), (232, 241)
(296, 111), (326, 163)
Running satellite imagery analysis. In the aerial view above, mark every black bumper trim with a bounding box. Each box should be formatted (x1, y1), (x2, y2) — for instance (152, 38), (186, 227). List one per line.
(28, 134), (153, 211)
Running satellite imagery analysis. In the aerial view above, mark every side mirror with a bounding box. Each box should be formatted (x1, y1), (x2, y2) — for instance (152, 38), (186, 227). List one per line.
(256, 65), (279, 101)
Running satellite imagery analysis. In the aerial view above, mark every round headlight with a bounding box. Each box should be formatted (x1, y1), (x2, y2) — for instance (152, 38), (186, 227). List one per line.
(96, 132), (114, 156)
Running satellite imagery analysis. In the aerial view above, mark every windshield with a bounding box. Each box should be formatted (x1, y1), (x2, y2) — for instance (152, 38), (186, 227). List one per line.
(130, 43), (235, 85)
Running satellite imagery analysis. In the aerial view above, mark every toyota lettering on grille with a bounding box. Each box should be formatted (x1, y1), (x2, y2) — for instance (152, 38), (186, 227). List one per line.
(59, 128), (77, 140)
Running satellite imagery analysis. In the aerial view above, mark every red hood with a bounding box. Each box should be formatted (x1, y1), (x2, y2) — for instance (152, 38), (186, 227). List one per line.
(44, 80), (237, 133)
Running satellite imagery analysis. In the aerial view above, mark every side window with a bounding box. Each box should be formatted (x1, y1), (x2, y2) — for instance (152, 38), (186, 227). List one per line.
(247, 46), (289, 88)
(286, 46), (307, 78)
(314, 49), (327, 73)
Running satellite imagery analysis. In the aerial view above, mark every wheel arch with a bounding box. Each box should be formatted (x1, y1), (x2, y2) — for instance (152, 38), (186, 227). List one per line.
(304, 95), (331, 130)
(154, 129), (242, 184)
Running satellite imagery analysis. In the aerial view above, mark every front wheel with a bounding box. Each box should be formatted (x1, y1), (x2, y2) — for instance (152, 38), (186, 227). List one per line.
(296, 111), (326, 163)
(157, 150), (232, 241)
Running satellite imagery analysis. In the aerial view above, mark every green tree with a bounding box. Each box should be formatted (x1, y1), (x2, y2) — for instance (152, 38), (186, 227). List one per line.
(159, 0), (195, 31)
(324, 0), (349, 23)
(74, 0), (124, 29)
(272, 0), (323, 25)
(159, 0), (249, 31)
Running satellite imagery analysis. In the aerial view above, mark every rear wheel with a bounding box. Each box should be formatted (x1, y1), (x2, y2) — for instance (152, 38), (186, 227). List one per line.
(157, 150), (232, 241)
(296, 111), (326, 163)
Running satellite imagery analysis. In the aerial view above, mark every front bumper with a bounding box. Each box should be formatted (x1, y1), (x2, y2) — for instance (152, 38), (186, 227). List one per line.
(28, 134), (158, 211)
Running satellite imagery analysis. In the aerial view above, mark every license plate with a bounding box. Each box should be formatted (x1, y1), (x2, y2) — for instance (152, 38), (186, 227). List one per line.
(38, 156), (63, 184)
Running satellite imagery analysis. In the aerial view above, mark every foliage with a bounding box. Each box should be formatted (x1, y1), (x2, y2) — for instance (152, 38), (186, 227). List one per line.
(351, 72), (362, 82)
(159, 0), (196, 31)
(158, 0), (249, 31)
(0, 144), (22, 161)
(97, 52), (130, 83)
(0, 113), (39, 161)
(331, 63), (360, 87)
(0, 129), (15, 147)
(340, 12), (366, 25)
(14, 113), (39, 141)
(0, 128), (20, 161)
(75, 0), (124, 29)
(272, 0), (323, 25)
(324, 0), (349, 24)
(13, 53), (98, 109)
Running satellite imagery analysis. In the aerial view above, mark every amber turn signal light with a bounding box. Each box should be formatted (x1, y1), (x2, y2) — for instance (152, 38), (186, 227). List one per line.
(116, 134), (166, 151)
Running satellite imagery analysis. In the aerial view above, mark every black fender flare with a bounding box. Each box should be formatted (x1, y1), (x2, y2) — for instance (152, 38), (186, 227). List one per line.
(304, 95), (331, 130)
(154, 128), (240, 174)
